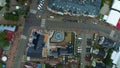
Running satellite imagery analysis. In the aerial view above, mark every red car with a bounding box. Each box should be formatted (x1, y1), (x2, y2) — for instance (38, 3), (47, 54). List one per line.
(85, 55), (90, 62)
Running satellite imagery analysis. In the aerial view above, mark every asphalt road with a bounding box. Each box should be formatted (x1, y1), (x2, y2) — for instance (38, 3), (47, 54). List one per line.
(80, 34), (87, 68)
(45, 19), (120, 40)
(13, 13), (41, 68)
(12, 0), (120, 68)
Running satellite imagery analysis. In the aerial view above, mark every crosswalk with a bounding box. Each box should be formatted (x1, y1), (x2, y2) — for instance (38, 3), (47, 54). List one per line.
(21, 35), (27, 40)
(110, 30), (115, 38)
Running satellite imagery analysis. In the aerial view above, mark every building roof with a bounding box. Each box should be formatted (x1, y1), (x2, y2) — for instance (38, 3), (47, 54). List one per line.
(105, 0), (120, 29)
(114, 42), (120, 51)
(37, 64), (41, 68)
(48, 0), (102, 17)
(58, 43), (73, 55)
(95, 62), (106, 68)
(111, 51), (120, 65)
(106, 10), (120, 26)
(52, 51), (59, 58)
(4, 30), (15, 41)
(43, 47), (47, 57)
(0, 25), (16, 32)
(43, 34), (48, 43)
(97, 50), (106, 59)
(24, 62), (37, 68)
(116, 19), (120, 29)
(27, 33), (45, 58)
(112, 0), (120, 11)
(98, 36), (115, 48)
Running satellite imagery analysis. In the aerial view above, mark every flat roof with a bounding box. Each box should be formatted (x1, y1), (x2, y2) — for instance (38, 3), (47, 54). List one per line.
(48, 0), (102, 16)
(111, 51), (120, 64)
(112, 0), (120, 11)
(106, 10), (120, 26)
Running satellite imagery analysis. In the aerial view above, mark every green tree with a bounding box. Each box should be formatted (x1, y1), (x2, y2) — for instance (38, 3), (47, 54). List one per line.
(0, 32), (9, 49)
(4, 13), (19, 21)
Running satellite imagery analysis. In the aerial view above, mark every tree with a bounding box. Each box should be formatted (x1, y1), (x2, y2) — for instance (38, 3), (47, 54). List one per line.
(4, 13), (19, 21)
(0, 32), (9, 49)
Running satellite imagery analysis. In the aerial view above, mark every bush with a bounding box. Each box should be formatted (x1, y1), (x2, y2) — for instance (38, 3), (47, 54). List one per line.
(0, 32), (9, 49)
(5, 0), (10, 8)
(0, 6), (3, 10)
(4, 13), (19, 21)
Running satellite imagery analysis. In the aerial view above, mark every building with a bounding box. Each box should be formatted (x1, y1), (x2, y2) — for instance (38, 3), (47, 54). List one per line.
(113, 42), (120, 52)
(27, 32), (45, 58)
(52, 51), (59, 58)
(98, 36), (115, 49)
(0, 0), (6, 7)
(110, 42), (120, 68)
(92, 49), (107, 59)
(4, 30), (15, 41)
(47, 0), (102, 17)
(51, 43), (73, 58)
(103, 0), (120, 29)
(94, 62), (106, 68)
(0, 25), (16, 50)
(0, 25), (16, 32)
(24, 62), (37, 68)
(111, 50), (120, 68)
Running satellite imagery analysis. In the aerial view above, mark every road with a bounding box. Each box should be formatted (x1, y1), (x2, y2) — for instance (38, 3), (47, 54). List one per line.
(45, 19), (120, 40)
(79, 34), (87, 68)
(12, 0), (120, 68)
(13, 12), (41, 68)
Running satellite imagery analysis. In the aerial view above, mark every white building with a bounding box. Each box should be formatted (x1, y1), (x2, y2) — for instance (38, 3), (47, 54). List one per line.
(0, 0), (6, 7)
(111, 48), (120, 68)
(103, 0), (120, 29)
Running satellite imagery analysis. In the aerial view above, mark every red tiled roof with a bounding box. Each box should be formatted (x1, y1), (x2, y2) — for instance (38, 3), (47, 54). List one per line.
(0, 48), (3, 58)
(116, 19), (120, 29)
(4, 30), (15, 41)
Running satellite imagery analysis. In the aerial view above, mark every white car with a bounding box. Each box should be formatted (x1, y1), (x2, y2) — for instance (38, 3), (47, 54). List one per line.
(78, 48), (82, 51)
(39, 5), (42, 8)
(40, 3), (43, 6)
(50, 16), (54, 19)
(77, 50), (81, 53)
(37, 7), (40, 10)
(78, 46), (81, 49)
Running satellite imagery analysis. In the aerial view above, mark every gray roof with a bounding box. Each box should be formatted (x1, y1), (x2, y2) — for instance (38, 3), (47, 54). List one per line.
(48, 0), (102, 16)
(98, 36), (115, 49)
(114, 42), (120, 51)
(95, 62), (106, 68)
(27, 34), (45, 58)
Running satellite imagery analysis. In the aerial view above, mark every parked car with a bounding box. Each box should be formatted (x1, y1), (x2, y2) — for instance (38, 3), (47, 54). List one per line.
(63, 19), (79, 23)
(87, 39), (92, 46)
(85, 55), (90, 62)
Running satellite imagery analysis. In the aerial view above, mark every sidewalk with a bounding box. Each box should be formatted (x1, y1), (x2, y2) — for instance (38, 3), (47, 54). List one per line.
(5, 28), (22, 68)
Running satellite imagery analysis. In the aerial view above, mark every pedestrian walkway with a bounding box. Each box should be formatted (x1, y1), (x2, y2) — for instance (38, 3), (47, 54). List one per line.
(5, 28), (22, 68)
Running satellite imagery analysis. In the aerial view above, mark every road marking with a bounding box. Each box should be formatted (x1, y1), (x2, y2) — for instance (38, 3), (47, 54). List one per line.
(41, 19), (46, 28)
(21, 35), (27, 40)
(110, 30), (115, 38)
(30, 9), (37, 14)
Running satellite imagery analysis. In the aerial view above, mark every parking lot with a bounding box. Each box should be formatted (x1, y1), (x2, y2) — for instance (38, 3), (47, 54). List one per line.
(74, 33), (93, 68)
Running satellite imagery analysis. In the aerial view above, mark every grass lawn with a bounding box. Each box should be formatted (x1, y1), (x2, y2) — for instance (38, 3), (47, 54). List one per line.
(0, 63), (2, 68)
(57, 64), (62, 68)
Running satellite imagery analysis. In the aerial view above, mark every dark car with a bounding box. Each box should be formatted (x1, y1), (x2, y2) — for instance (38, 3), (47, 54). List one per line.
(63, 19), (79, 23)
(87, 39), (92, 46)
